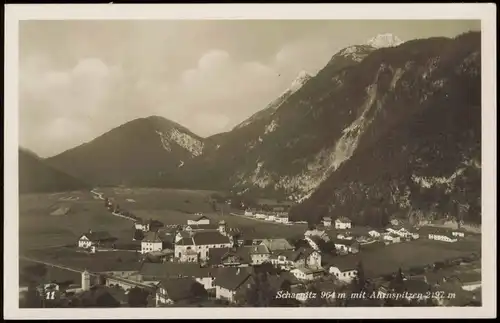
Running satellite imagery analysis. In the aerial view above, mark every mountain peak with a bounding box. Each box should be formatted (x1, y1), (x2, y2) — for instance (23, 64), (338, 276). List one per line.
(366, 33), (403, 49)
(289, 70), (313, 92)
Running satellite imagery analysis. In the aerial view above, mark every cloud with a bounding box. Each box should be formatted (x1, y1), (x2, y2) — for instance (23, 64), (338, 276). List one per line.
(19, 39), (340, 157)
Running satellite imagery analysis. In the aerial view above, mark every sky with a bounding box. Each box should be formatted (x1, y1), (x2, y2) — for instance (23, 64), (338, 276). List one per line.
(19, 19), (480, 157)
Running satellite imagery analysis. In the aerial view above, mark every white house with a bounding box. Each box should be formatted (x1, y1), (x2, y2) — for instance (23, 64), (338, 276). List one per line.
(323, 217), (332, 227)
(243, 245), (271, 265)
(368, 230), (381, 238)
(255, 213), (267, 219)
(175, 231), (232, 262)
(265, 214), (276, 222)
(141, 232), (164, 254)
(214, 268), (252, 303)
(78, 230), (116, 249)
(134, 220), (151, 232)
(275, 215), (289, 224)
(155, 277), (203, 306)
(187, 215), (210, 226)
(244, 210), (254, 216)
(451, 230), (466, 238)
(329, 266), (358, 283)
(290, 267), (325, 281)
(428, 233), (457, 243)
(332, 239), (360, 254)
(335, 217), (352, 230)
(337, 233), (354, 240)
(383, 233), (401, 243)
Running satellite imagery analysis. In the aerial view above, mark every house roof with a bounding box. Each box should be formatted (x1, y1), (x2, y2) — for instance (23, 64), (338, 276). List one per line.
(192, 231), (231, 245)
(328, 255), (361, 272)
(186, 224), (219, 231)
(80, 231), (115, 242)
(293, 266), (325, 275)
(79, 286), (122, 307)
(208, 248), (238, 266)
(176, 237), (195, 246)
(241, 245), (270, 255)
(194, 215), (209, 221)
(260, 239), (294, 252)
(142, 232), (163, 243)
(323, 217), (332, 221)
(336, 217), (351, 223)
(140, 262), (215, 279)
(331, 238), (358, 246)
(213, 268), (252, 291)
(158, 277), (199, 302)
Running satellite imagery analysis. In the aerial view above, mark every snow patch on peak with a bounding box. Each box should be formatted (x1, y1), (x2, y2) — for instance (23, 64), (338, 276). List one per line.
(338, 46), (369, 62)
(289, 70), (313, 93)
(366, 33), (403, 49)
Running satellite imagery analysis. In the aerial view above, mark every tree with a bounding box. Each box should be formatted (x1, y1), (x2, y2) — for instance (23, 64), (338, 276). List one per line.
(190, 282), (208, 302)
(245, 272), (275, 307)
(22, 264), (47, 283)
(20, 283), (43, 308)
(317, 240), (338, 255)
(127, 287), (149, 307)
(133, 229), (144, 241)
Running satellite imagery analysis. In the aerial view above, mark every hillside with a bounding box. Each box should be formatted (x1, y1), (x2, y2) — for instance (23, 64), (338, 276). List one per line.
(185, 32), (482, 225)
(37, 32), (481, 226)
(45, 116), (204, 187)
(19, 148), (90, 194)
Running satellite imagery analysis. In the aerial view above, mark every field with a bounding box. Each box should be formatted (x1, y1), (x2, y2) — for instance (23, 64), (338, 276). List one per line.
(19, 187), (481, 280)
(19, 191), (135, 252)
(339, 238), (481, 278)
(19, 188), (306, 255)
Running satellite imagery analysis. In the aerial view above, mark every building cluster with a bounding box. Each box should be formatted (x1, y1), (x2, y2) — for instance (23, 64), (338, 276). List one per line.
(62, 198), (476, 307)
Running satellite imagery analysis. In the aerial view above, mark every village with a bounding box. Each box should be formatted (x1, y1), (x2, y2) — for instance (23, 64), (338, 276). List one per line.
(19, 189), (482, 308)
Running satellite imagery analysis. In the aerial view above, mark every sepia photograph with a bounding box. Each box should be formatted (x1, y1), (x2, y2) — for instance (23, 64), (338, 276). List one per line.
(4, 3), (496, 320)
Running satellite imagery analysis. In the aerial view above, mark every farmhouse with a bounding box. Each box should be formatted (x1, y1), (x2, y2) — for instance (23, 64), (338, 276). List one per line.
(323, 217), (332, 227)
(141, 232), (164, 254)
(238, 245), (271, 265)
(187, 215), (210, 226)
(368, 230), (381, 238)
(213, 267), (253, 303)
(78, 230), (116, 249)
(207, 248), (250, 267)
(335, 217), (352, 230)
(175, 231), (232, 262)
(155, 277), (206, 306)
(290, 267), (325, 281)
